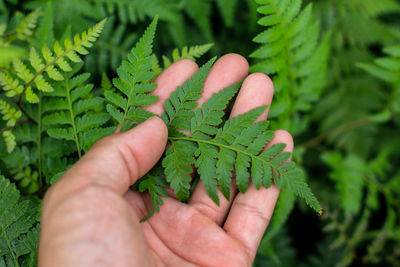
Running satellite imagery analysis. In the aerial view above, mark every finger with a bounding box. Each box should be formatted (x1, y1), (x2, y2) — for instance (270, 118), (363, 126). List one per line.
(45, 117), (168, 204)
(190, 73), (273, 225)
(223, 130), (294, 261)
(198, 53), (249, 105)
(229, 73), (274, 121)
(189, 54), (249, 221)
(146, 59), (199, 116)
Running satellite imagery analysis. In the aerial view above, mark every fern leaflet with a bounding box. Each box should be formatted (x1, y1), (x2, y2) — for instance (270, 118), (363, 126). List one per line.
(162, 57), (216, 131)
(42, 67), (112, 157)
(134, 166), (169, 222)
(0, 175), (39, 266)
(105, 17), (158, 132)
(357, 45), (400, 84)
(16, 9), (42, 41)
(159, 43), (214, 71)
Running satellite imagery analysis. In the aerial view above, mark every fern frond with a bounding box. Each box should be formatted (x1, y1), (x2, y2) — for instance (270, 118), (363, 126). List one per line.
(106, 17), (158, 131)
(161, 43), (214, 70)
(357, 45), (400, 84)
(43, 71), (111, 157)
(161, 57), (216, 131)
(88, 0), (179, 24)
(2, 130), (16, 153)
(163, 140), (197, 201)
(15, 9), (42, 41)
(0, 99), (20, 152)
(0, 99), (22, 127)
(134, 169), (169, 222)
(164, 85), (321, 211)
(251, 0), (330, 133)
(0, 175), (39, 265)
(322, 152), (365, 216)
(12, 166), (39, 194)
(0, 19), (106, 103)
(0, 72), (23, 97)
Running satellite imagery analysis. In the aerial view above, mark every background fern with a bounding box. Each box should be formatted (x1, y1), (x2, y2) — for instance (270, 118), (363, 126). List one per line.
(0, 175), (40, 267)
(1, 0), (400, 266)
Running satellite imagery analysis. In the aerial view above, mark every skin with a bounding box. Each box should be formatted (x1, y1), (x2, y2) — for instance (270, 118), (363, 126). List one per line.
(39, 54), (294, 267)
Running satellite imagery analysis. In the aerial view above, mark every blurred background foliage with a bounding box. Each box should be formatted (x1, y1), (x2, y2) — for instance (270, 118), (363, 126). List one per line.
(1, 0), (400, 266)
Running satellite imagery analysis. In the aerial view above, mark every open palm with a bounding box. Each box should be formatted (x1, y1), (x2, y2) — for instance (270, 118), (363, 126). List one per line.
(39, 54), (293, 267)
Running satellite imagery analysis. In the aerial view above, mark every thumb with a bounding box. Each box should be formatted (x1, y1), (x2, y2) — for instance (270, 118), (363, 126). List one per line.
(50, 116), (168, 198)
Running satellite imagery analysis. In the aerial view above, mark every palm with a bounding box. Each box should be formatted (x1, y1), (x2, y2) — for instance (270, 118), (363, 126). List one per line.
(126, 190), (253, 266)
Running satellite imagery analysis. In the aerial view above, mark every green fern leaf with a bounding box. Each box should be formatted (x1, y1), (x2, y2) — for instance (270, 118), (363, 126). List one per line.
(163, 80), (321, 211)
(0, 175), (39, 265)
(357, 45), (400, 84)
(161, 43), (214, 70)
(162, 57), (216, 131)
(0, 19), (105, 105)
(106, 17), (158, 131)
(13, 167), (40, 194)
(15, 9), (42, 41)
(79, 127), (116, 152)
(0, 100), (22, 127)
(0, 73), (23, 97)
(43, 70), (110, 157)
(134, 168), (169, 222)
(251, 0), (330, 134)
(163, 140), (197, 201)
(2, 131), (16, 153)
(322, 152), (365, 216)
(90, 0), (178, 24)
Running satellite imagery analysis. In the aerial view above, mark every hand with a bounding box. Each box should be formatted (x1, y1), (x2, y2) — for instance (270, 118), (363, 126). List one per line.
(39, 54), (293, 267)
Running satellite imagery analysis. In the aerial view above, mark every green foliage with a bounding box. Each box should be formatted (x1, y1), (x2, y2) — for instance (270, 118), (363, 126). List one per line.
(216, 0), (239, 27)
(86, 16), (138, 73)
(161, 59), (320, 212)
(155, 43), (213, 74)
(251, 0), (331, 133)
(105, 17), (158, 131)
(133, 167), (169, 222)
(0, 175), (39, 266)
(0, 18), (106, 103)
(42, 67), (112, 156)
(15, 9), (42, 41)
(1, 0), (399, 266)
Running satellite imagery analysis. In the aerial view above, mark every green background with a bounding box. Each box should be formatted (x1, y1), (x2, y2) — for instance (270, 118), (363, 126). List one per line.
(1, 0), (399, 266)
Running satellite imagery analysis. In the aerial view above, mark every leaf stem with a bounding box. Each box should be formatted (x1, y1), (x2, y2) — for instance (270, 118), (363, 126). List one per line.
(11, 98), (38, 125)
(169, 136), (275, 167)
(0, 29), (16, 38)
(37, 92), (43, 187)
(65, 76), (82, 158)
(0, 119), (29, 133)
(1, 224), (20, 267)
(300, 117), (370, 149)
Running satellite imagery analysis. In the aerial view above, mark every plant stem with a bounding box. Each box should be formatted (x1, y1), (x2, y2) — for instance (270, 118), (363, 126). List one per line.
(300, 117), (370, 149)
(37, 92), (43, 187)
(0, 120), (29, 133)
(1, 224), (20, 267)
(0, 29), (16, 38)
(169, 136), (275, 167)
(65, 76), (82, 158)
(11, 98), (38, 125)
